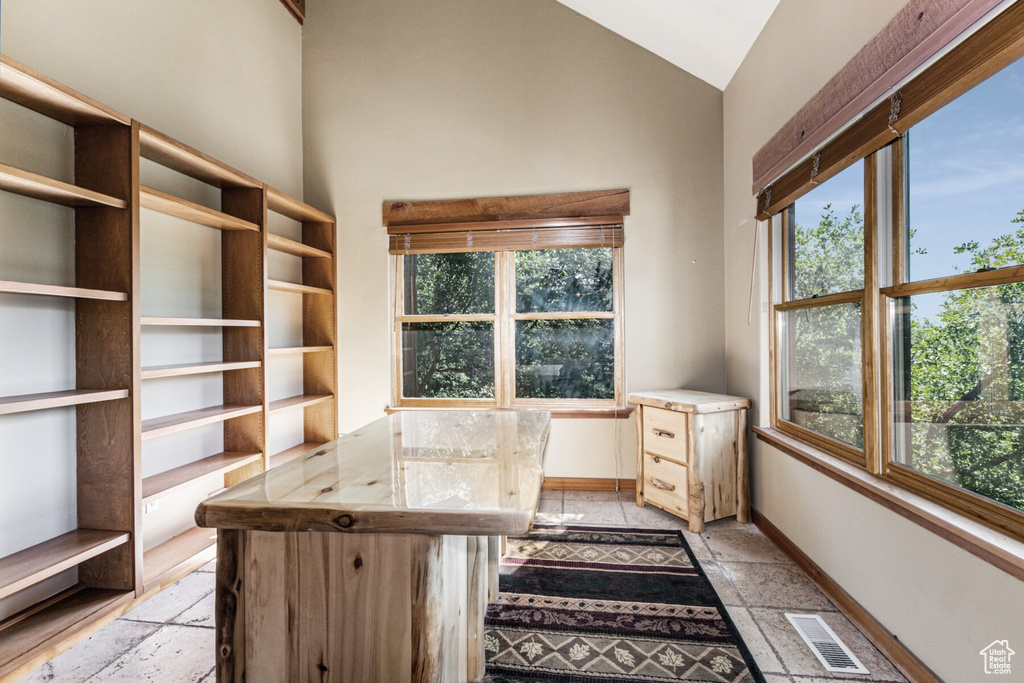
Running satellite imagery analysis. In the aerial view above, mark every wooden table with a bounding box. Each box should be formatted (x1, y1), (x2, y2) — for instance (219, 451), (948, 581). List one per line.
(195, 410), (550, 683)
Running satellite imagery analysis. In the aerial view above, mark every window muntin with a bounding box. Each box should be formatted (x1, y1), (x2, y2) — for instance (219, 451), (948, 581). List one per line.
(780, 303), (864, 449)
(788, 160), (865, 300)
(394, 246), (622, 408)
(905, 57), (1024, 282)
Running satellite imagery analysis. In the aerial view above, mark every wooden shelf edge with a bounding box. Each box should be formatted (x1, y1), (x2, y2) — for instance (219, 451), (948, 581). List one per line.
(268, 394), (332, 415)
(0, 530), (130, 601)
(140, 360), (261, 380)
(140, 185), (259, 232)
(0, 54), (130, 127)
(267, 345), (332, 356)
(0, 279), (127, 302)
(142, 527), (217, 593)
(267, 279), (332, 296)
(270, 442), (324, 468)
(266, 186), (333, 223)
(138, 124), (260, 190)
(140, 404), (263, 440)
(142, 451), (262, 504)
(140, 316), (260, 327)
(0, 163), (128, 209)
(0, 586), (133, 680)
(0, 389), (129, 417)
(267, 233), (332, 259)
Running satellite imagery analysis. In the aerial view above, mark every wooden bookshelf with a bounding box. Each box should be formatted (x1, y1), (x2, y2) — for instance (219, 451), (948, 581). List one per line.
(142, 527), (217, 593)
(0, 280), (127, 301)
(268, 345), (333, 356)
(140, 316), (260, 327)
(0, 531), (130, 601)
(0, 587), (134, 680)
(0, 389), (129, 416)
(269, 394), (332, 415)
(140, 404), (263, 440)
(138, 125), (259, 190)
(269, 442), (324, 468)
(142, 451), (262, 504)
(140, 186), (260, 232)
(0, 55), (129, 127)
(139, 360), (261, 380)
(267, 278), (332, 296)
(267, 233), (331, 259)
(0, 163), (127, 209)
(267, 186), (333, 223)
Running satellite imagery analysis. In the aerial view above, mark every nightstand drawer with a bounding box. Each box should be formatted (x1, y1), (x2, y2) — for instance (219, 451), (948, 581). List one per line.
(642, 407), (688, 462)
(643, 453), (688, 519)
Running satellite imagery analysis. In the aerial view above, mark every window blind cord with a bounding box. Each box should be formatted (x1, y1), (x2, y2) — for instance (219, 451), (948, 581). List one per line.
(748, 219), (761, 325)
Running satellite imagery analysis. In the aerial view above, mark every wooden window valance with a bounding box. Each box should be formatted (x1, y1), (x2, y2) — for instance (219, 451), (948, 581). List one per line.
(752, 0), (1012, 219)
(383, 189), (629, 254)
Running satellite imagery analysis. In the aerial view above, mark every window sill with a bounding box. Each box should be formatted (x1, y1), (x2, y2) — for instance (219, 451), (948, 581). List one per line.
(385, 406), (633, 419)
(753, 426), (1024, 582)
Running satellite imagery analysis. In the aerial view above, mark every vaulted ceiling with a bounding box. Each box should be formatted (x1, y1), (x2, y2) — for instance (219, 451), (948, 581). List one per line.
(555, 0), (781, 90)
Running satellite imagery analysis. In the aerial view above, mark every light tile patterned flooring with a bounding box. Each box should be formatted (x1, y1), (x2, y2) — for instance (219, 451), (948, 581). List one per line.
(21, 490), (907, 682)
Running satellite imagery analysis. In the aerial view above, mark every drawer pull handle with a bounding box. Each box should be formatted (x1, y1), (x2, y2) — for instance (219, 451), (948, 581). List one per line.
(651, 478), (676, 491)
(652, 428), (675, 439)
(652, 456), (661, 463)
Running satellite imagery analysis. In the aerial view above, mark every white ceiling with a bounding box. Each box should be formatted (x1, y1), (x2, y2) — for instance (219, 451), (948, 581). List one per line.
(555, 0), (781, 90)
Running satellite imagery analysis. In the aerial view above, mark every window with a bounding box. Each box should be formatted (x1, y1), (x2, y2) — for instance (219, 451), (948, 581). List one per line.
(385, 190), (627, 412)
(764, 12), (1024, 543)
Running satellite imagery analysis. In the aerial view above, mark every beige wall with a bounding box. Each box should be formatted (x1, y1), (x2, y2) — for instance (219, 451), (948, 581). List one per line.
(724, 1), (1024, 680)
(302, 0), (726, 477)
(0, 0), (303, 618)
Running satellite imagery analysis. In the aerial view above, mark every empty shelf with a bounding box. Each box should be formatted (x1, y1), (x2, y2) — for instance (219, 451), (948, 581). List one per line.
(141, 404), (262, 440)
(270, 442), (325, 468)
(140, 360), (261, 380)
(269, 394), (332, 415)
(0, 280), (127, 301)
(138, 125), (260, 189)
(267, 233), (331, 259)
(143, 526), (217, 593)
(267, 186), (334, 223)
(142, 451), (262, 504)
(0, 586), (133, 679)
(268, 345), (332, 356)
(140, 186), (259, 232)
(0, 55), (130, 127)
(0, 163), (127, 209)
(0, 530), (130, 601)
(0, 389), (129, 417)
(267, 279), (331, 296)
(140, 316), (260, 327)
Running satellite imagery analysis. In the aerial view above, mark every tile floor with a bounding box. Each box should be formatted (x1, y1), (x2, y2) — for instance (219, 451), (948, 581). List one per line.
(20, 490), (907, 682)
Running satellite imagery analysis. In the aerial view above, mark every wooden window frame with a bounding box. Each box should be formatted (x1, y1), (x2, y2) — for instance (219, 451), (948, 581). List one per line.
(763, 6), (1024, 544)
(390, 245), (626, 412)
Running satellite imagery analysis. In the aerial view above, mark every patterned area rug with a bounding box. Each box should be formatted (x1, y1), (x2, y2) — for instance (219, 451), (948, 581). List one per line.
(483, 525), (765, 682)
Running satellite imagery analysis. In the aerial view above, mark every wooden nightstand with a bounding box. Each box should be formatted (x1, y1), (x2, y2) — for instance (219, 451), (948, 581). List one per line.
(628, 389), (751, 533)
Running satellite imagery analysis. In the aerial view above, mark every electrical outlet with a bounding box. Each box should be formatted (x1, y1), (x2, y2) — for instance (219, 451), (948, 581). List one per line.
(144, 500), (160, 514)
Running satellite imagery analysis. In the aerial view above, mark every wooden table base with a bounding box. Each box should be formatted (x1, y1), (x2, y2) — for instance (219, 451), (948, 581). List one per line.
(216, 529), (493, 683)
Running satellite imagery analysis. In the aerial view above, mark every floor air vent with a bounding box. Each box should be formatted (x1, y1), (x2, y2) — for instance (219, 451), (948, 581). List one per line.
(785, 613), (869, 675)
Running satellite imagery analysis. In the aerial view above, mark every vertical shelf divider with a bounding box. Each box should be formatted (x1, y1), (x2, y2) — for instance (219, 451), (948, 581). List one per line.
(73, 120), (142, 594)
(221, 187), (269, 482)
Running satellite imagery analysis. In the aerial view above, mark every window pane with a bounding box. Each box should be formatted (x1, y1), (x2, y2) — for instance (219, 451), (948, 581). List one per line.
(515, 319), (614, 399)
(402, 322), (494, 399)
(780, 303), (863, 448)
(515, 248), (613, 313)
(905, 57), (1024, 282)
(892, 286), (1024, 513)
(788, 160), (864, 299)
(403, 252), (494, 315)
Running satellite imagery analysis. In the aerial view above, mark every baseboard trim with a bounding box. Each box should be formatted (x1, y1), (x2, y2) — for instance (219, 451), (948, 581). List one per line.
(542, 477), (636, 492)
(751, 509), (939, 683)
